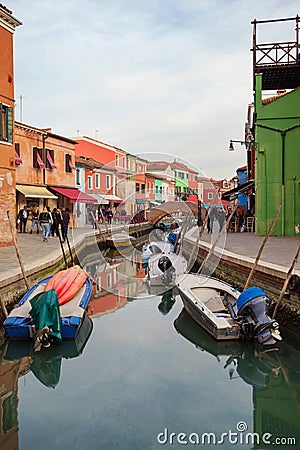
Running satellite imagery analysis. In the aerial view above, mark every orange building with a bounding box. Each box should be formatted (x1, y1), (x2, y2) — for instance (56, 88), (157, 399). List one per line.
(15, 123), (80, 212)
(0, 5), (21, 246)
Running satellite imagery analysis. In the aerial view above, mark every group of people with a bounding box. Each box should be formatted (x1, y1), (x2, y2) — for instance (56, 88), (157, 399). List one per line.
(88, 205), (114, 228)
(17, 205), (70, 242)
(205, 205), (254, 233)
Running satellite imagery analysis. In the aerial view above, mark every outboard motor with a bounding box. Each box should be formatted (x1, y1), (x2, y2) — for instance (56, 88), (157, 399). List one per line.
(237, 287), (282, 345)
(157, 255), (176, 285)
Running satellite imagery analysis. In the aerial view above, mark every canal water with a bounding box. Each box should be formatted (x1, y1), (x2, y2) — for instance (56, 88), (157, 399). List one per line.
(1, 248), (300, 450)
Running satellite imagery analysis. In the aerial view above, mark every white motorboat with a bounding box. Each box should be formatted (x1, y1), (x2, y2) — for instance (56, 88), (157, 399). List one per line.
(106, 231), (136, 251)
(142, 241), (174, 266)
(176, 273), (282, 345)
(148, 252), (187, 286)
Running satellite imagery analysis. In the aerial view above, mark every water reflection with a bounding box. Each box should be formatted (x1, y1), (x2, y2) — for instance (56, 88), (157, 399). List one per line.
(0, 314), (92, 449)
(85, 248), (148, 318)
(3, 314), (93, 389)
(157, 289), (176, 315)
(174, 309), (300, 447)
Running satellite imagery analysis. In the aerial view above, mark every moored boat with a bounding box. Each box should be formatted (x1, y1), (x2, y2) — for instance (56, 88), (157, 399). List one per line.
(148, 252), (187, 286)
(106, 231), (136, 251)
(4, 266), (93, 346)
(142, 241), (175, 266)
(176, 273), (281, 345)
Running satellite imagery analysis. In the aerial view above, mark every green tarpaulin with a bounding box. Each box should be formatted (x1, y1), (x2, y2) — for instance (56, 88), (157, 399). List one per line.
(29, 289), (62, 344)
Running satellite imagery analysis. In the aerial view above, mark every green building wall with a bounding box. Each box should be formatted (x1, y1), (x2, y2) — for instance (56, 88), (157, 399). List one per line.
(154, 179), (162, 203)
(254, 75), (300, 236)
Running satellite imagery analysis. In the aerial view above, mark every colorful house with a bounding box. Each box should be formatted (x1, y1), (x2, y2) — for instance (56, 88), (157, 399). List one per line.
(254, 75), (300, 236)
(252, 16), (300, 236)
(0, 5), (21, 246)
(14, 123), (95, 226)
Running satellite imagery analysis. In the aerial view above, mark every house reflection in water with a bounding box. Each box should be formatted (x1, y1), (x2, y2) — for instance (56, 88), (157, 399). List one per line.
(0, 352), (30, 449)
(86, 249), (146, 318)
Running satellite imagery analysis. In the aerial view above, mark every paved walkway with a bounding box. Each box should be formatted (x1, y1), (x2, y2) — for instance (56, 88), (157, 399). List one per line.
(0, 224), (299, 286)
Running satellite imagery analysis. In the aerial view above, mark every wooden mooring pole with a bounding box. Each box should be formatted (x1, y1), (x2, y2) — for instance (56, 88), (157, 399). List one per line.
(244, 203), (282, 290)
(187, 189), (220, 268)
(197, 202), (239, 275)
(272, 243), (300, 319)
(7, 210), (30, 290)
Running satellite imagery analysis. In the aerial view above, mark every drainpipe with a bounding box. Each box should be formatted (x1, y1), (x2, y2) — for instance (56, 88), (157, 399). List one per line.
(255, 122), (300, 235)
(42, 132), (48, 186)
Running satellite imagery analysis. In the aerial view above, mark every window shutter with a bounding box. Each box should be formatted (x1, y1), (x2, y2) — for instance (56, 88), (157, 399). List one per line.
(7, 107), (13, 143)
(0, 104), (2, 139)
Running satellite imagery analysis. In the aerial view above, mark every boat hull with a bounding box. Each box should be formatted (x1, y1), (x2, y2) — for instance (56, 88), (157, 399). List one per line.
(4, 275), (93, 340)
(176, 274), (240, 341)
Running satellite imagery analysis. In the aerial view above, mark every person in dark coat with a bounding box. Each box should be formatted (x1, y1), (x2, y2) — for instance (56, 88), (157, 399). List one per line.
(17, 205), (28, 233)
(61, 207), (70, 242)
(51, 208), (62, 237)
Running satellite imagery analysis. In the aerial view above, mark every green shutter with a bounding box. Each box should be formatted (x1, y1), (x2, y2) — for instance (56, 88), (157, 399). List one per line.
(7, 106), (13, 143)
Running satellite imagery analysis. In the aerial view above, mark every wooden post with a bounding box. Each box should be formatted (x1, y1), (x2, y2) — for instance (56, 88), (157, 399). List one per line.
(187, 188), (220, 267)
(244, 203), (282, 290)
(0, 296), (8, 318)
(272, 243), (300, 318)
(175, 212), (193, 255)
(197, 202), (239, 275)
(7, 211), (30, 290)
(90, 211), (105, 242)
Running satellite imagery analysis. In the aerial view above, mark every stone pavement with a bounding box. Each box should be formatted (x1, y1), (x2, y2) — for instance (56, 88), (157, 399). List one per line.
(0, 224), (299, 287)
(201, 231), (300, 272)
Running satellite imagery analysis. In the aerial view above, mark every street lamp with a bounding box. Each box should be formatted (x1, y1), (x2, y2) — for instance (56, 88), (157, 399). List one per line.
(228, 139), (251, 151)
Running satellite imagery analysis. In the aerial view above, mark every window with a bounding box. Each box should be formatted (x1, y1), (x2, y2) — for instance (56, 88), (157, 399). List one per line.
(76, 169), (81, 186)
(122, 157), (125, 168)
(116, 154), (119, 166)
(33, 147), (45, 169)
(65, 154), (74, 172)
(15, 143), (23, 165)
(88, 175), (93, 190)
(208, 192), (213, 200)
(95, 173), (100, 188)
(141, 183), (145, 193)
(106, 175), (110, 190)
(136, 183), (140, 192)
(156, 185), (158, 194)
(0, 103), (13, 143)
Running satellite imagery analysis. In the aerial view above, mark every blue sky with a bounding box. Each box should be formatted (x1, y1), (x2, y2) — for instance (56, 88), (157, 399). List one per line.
(9, 0), (300, 179)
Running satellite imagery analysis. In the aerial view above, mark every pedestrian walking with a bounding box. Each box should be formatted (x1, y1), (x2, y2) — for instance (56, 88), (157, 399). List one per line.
(17, 205), (28, 233)
(39, 207), (52, 241)
(106, 207), (113, 224)
(61, 207), (70, 242)
(51, 208), (62, 237)
(101, 207), (107, 224)
(29, 206), (40, 234)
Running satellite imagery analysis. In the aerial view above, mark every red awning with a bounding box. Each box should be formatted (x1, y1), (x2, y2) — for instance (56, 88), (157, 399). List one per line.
(15, 151), (23, 165)
(49, 187), (96, 203)
(37, 152), (45, 169)
(68, 159), (75, 171)
(47, 150), (57, 169)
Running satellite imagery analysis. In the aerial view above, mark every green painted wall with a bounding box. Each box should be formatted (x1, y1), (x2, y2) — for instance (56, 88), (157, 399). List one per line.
(154, 179), (162, 202)
(254, 75), (300, 236)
